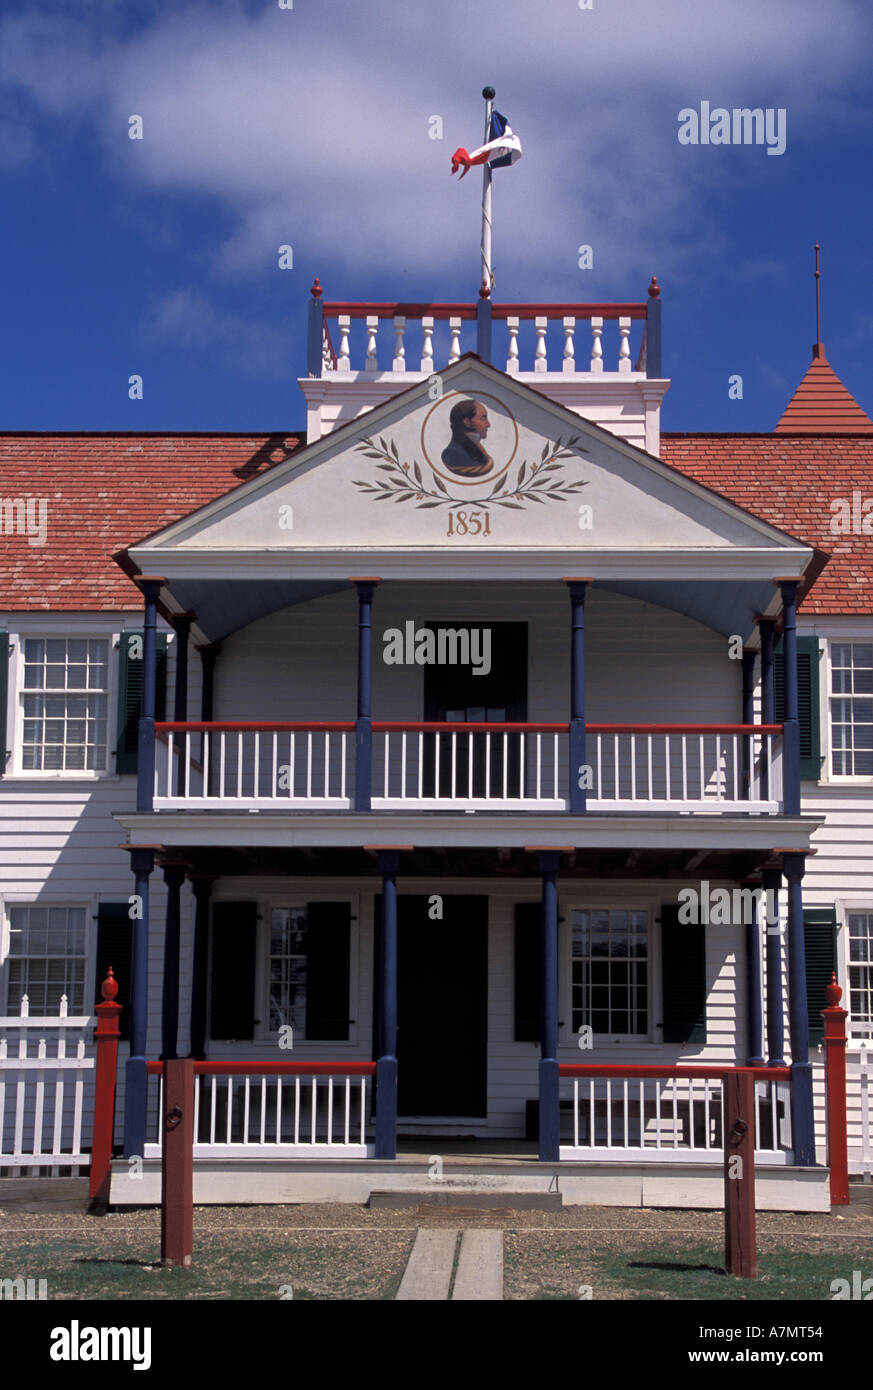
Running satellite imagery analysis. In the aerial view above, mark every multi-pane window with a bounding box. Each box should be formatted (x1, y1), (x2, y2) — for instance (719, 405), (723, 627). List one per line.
(571, 908), (649, 1036)
(21, 638), (109, 771)
(5, 905), (87, 1013)
(848, 912), (873, 1037)
(831, 643), (873, 776)
(269, 907), (307, 1033)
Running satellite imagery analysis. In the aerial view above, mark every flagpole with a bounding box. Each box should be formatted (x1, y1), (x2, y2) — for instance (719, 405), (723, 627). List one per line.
(481, 85), (495, 295)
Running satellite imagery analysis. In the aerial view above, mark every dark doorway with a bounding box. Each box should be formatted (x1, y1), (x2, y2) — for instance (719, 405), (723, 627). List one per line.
(374, 894), (488, 1117)
(422, 621), (528, 798)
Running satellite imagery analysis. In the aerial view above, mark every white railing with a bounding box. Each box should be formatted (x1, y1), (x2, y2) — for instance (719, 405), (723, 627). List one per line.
(144, 1065), (374, 1160)
(588, 726), (782, 812)
(372, 722), (566, 810)
(0, 995), (94, 1174)
(319, 302), (649, 376)
(558, 1072), (793, 1164)
(848, 1042), (872, 1178)
(154, 723), (353, 809)
(153, 722), (783, 814)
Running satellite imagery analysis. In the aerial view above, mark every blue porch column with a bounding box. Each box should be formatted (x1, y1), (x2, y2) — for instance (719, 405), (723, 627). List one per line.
(123, 845), (156, 1158)
(564, 579), (591, 813)
(196, 642), (221, 783)
(136, 577), (164, 814)
(741, 648), (755, 800)
(189, 875), (213, 1060)
(352, 578), (379, 813)
(534, 848), (563, 1161)
(743, 880), (764, 1066)
(373, 848), (403, 1159)
(160, 862), (187, 1061)
(476, 289), (492, 362)
(306, 278), (325, 376)
(777, 579), (804, 816)
(645, 277), (661, 378)
(762, 866), (786, 1065)
(782, 850), (815, 1164)
(172, 615), (193, 722)
(756, 616), (776, 801)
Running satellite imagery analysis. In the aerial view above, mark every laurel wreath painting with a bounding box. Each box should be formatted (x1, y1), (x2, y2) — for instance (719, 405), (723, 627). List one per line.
(352, 435), (589, 510)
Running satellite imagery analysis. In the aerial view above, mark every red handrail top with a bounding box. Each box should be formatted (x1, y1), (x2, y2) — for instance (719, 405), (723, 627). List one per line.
(322, 302), (647, 320)
(558, 1064), (791, 1081)
(146, 1060), (376, 1076)
(373, 721), (568, 734)
(587, 724), (783, 735)
(156, 721), (356, 733)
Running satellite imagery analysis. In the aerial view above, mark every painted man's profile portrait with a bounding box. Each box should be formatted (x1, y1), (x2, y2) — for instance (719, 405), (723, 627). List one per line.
(440, 399), (494, 477)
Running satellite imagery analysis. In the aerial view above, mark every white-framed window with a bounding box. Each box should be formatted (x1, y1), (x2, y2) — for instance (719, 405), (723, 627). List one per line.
(19, 637), (110, 772)
(268, 906), (308, 1034)
(570, 906), (650, 1038)
(252, 894), (358, 1046)
(847, 910), (873, 1039)
(3, 904), (88, 1014)
(829, 641), (873, 777)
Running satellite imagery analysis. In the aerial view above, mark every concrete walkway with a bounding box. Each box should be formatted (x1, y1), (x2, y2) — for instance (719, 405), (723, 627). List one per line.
(395, 1228), (504, 1300)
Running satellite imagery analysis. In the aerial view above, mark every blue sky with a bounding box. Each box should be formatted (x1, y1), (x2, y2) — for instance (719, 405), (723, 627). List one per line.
(1, 0), (871, 434)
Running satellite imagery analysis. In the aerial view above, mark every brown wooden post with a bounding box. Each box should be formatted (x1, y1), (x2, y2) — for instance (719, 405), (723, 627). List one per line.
(160, 1058), (194, 1267)
(89, 968), (122, 1207)
(724, 1068), (757, 1278)
(823, 972), (850, 1206)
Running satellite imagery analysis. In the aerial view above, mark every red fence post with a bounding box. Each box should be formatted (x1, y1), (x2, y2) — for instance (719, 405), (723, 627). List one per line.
(161, 1058), (194, 1267)
(89, 969), (122, 1207)
(724, 1068), (757, 1278)
(823, 973), (850, 1206)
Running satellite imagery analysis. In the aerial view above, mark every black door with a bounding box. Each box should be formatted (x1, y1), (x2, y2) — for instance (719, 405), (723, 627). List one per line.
(422, 621), (528, 799)
(374, 894), (488, 1117)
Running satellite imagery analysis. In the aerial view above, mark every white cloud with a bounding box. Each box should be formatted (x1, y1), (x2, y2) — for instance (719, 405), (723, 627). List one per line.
(0, 0), (869, 298)
(141, 287), (290, 377)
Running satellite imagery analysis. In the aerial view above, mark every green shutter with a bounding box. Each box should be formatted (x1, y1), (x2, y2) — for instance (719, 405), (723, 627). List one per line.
(514, 903), (541, 1042)
(95, 902), (133, 1042)
(209, 901), (258, 1040)
(115, 631), (168, 774)
(774, 635), (822, 781)
(305, 901), (351, 1040)
(0, 632), (9, 777)
(660, 903), (707, 1044)
(803, 906), (838, 1046)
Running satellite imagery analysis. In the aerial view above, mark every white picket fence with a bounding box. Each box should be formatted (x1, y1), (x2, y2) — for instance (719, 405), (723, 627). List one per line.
(848, 1043), (873, 1178)
(0, 995), (95, 1175)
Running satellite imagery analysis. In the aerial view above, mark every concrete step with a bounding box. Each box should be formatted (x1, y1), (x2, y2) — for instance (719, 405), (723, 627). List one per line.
(368, 1188), (561, 1210)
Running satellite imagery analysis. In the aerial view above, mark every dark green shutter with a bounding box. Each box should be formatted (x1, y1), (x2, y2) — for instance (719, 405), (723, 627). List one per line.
(775, 635), (821, 781)
(660, 903), (707, 1044)
(305, 901), (351, 1040)
(95, 902), (134, 1041)
(803, 906), (838, 1046)
(0, 632), (8, 777)
(209, 901), (258, 1040)
(514, 902), (541, 1042)
(115, 631), (168, 774)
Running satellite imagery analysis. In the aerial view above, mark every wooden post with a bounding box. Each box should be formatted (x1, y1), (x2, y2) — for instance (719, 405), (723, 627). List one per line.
(161, 1058), (194, 1267)
(89, 969), (122, 1208)
(724, 1068), (757, 1278)
(823, 973), (850, 1206)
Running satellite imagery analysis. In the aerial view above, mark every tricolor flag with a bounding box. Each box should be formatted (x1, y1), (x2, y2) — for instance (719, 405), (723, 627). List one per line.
(451, 110), (522, 179)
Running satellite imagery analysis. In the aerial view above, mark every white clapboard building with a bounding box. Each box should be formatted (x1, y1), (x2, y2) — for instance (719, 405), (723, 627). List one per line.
(1, 280), (871, 1208)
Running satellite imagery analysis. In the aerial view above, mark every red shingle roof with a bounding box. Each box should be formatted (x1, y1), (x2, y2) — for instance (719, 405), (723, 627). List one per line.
(774, 347), (873, 434)
(659, 434), (873, 614)
(0, 433), (303, 610)
(0, 428), (869, 616)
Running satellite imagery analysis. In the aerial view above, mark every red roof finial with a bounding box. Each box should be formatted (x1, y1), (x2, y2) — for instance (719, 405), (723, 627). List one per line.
(310, 277), (323, 299)
(812, 243), (824, 359)
(647, 275), (660, 299)
(101, 967), (119, 1003)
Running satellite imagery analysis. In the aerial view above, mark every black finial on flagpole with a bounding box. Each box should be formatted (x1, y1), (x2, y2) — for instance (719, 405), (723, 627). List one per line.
(482, 86), (496, 100)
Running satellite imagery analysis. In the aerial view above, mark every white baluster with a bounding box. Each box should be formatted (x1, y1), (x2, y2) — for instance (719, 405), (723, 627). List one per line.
(337, 314), (351, 372)
(505, 316), (519, 374)
(534, 316), (548, 372)
(590, 316), (603, 373)
(618, 315), (631, 374)
(420, 316), (434, 373)
(448, 316), (462, 364)
(392, 315), (406, 372)
(562, 316), (576, 373)
(365, 315), (379, 371)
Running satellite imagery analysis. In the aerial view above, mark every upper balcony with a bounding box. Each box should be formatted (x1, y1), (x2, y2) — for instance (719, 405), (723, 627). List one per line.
(301, 278), (668, 454)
